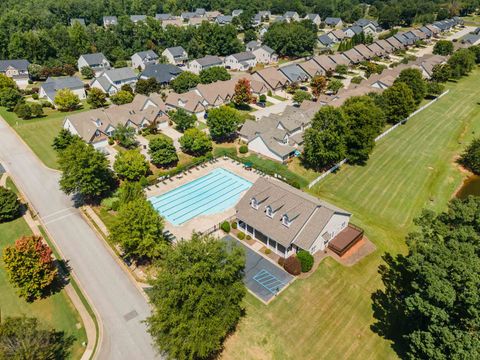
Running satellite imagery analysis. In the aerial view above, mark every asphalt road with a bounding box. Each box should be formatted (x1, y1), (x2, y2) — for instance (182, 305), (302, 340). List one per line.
(0, 118), (159, 360)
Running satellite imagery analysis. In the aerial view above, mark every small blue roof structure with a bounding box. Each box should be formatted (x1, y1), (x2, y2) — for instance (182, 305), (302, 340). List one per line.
(278, 64), (310, 83)
(318, 34), (334, 47)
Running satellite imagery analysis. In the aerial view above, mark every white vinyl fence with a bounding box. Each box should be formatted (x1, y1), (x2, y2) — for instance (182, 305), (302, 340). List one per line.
(308, 90), (450, 189)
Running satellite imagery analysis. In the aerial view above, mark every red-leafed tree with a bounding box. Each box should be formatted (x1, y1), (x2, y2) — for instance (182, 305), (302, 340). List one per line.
(310, 75), (327, 98)
(233, 78), (253, 106)
(3, 235), (58, 301)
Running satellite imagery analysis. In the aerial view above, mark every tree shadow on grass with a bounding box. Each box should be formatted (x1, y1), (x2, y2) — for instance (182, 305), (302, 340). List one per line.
(41, 258), (71, 299)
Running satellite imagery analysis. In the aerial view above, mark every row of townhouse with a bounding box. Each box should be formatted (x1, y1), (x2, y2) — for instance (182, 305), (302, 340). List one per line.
(164, 75), (269, 117)
(63, 93), (169, 149)
(240, 53), (447, 163)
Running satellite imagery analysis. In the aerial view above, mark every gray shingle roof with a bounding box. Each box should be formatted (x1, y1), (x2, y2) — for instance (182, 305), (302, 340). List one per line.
(103, 16), (118, 25)
(166, 46), (187, 57)
(130, 15), (147, 22)
(102, 67), (137, 82)
(318, 34), (334, 46)
(140, 63), (182, 83)
(325, 17), (342, 26)
(80, 53), (108, 66)
(231, 51), (256, 61)
(155, 14), (173, 21)
(194, 55), (223, 67)
(134, 50), (158, 61)
(0, 59), (30, 72)
(42, 76), (84, 100)
(279, 64), (310, 82)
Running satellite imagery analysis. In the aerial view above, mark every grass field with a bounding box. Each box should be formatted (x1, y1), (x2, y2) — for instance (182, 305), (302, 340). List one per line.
(0, 106), (89, 169)
(0, 215), (87, 359)
(221, 70), (480, 359)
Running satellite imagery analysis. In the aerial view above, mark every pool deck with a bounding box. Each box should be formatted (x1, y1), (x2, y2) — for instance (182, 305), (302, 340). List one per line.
(145, 158), (261, 240)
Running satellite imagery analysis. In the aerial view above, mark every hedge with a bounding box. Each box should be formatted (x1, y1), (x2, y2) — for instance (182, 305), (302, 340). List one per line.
(297, 250), (314, 272)
(221, 221), (230, 233)
(239, 145), (248, 154)
(237, 232), (245, 240)
(283, 256), (301, 276)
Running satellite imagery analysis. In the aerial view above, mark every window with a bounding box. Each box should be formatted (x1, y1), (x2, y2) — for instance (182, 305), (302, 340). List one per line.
(250, 198), (258, 210)
(266, 205), (274, 218)
(282, 214), (291, 227)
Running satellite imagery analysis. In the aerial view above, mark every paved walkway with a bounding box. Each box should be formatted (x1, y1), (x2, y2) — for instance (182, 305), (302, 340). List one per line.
(251, 99), (293, 120)
(0, 117), (160, 360)
(160, 126), (182, 150)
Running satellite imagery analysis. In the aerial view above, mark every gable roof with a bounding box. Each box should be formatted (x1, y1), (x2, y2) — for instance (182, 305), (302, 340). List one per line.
(133, 50), (158, 61)
(80, 53), (109, 66)
(254, 67), (289, 89)
(328, 53), (350, 66)
(342, 48), (365, 63)
(192, 55), (223, 67)
(279, 64), (310, 82)
(229, 51), (256, 62)
(103, 16), (118, 25)
(367, 42), (386, 56)
(375, 39), (394, 53)
(165, 46), (187, 57)
(0, 59), (30, 72)
(165, 90), (206, 113)
(353, 44), (375, 59)
(312, 55), (337, 72)
(155, 13), (173, 21)
(297, 59), (323, 77)
(345, 25), (363, 35)
(325, 17), (342, 26)
(318, 34), (334, 46)
(42, 76), (84, 100)
(246, 40), (261, 50)
(140, 63), (182, 83)
(130, 15), (147, 22)
(101, 67), (137, 82)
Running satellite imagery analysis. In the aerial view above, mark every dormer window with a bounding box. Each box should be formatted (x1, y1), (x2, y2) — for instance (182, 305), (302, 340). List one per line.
(250, 198), (258, 210)
(266, 205), (274, 218)
(282, 214), (291, 227)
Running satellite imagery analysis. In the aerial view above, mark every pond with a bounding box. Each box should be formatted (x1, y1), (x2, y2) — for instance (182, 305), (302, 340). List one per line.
(456, 175), (480, 199)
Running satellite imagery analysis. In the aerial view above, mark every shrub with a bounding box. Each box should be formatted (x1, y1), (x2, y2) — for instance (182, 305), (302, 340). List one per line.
(351, 76), (363, 84)
(221, 221), (230, 233)
(297, 250), (314, 272)
(100, 196), (120, 211)
(264, 248), (271, 254)
(267, 90), (272, 97)
(278, 257), (285, 267)
(0, 186), (21, 222)
(239, 145), (248, 154)
(237, 232), (245, 240)
(246, 235), (251, 240)
(259, 94), (266, 103)
(231, 221), (237, 229)
(32, 93), (39, 100)
(283, 256), (302, 275)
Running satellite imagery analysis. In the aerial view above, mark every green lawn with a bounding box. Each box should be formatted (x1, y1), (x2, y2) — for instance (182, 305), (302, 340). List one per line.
(0, 106), (89, 169)
(0, 216), (87, 359)
(221, 70), (480, 359)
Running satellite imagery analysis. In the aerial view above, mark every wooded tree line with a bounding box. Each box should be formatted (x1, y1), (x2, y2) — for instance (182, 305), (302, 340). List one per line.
(0, 0), (479, 65)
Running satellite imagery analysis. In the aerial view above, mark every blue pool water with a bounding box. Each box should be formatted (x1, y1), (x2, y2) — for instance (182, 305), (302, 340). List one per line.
(149, 168), (252, 225)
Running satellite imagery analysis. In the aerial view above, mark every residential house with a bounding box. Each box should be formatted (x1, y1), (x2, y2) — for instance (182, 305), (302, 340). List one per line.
(165, 91), (207, 117)
(216, 15), (233, 25)
(195, 8), (206, 17)
(162, 46), (188, 65)
(252, 14), (263, 27)
(70, 18), (86, 26)
(130, 15), (147, 24)
(63, 94), (169, 148)
(354, 18), (381, 36)
(318, 34), (334, 48)
(385, 36), (404, 51)
(206, 11), (222, 20)
(139, 64), (182, 84)
(252, 45), (278, 64)
(343, 25), (363, 38)
(394, 32), (413, 46)
(327, 29), (347, 43)
(90, 67), (138, 95)
(232, 9), (243, 17)
(367, 42), (387, 57)
(328, 54), (351, 66)
(342, 48), (365, 63)
(278, 64), (310, 83)
(188, 55), (224, 74)
(235, 177), (352, 257)
(246, 40), (262, 51)
(161, 18), (184, 28)
(284, 11), (300, 22)
(131, 50), (159, 70)
(77, 53), (111, 76)
(305, 14), (321, 26)
(353, 44), (375, 60)
(324, 17), (343, 28)
(181, 12), (197, 21)
(224, 51), (257, 71)
(155, 14), (173, 21)
(297, 59), (324, 78)
(0, 59), (30, 88)
(189, 17), (204, 26)
(461, 32), (480, 46)
(252, 67), (289, 92)
(103, 16), (118, 27)
(39, 76), (86, 105)
(425, 24), (441, 36)
(375, 39), (394, 53)
(312, 55), (337, 74)
(414, 54), (447, 79)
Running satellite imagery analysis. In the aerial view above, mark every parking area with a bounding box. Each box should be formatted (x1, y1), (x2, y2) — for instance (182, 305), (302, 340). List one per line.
(223, 235), (294, 303)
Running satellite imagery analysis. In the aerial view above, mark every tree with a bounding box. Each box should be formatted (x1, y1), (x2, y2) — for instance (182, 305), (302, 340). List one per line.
(179, 128), (212, 156)
(206, 106), (241, 141)
(310, 75), (327, 98)
(0, 316), (74, 359)
(30, 102), (44, 117)
(109, 197), (167, 260)
(0, 186), (21, 222)
(148, 135), (178, 167)
(54, 88), (80, 111)
(112, 124), (137, 149)
(171, 71), (200, 93)
(372, 197), (480, 359)
(431, 63), (452, 83)
(0, 87), (22, 110)
(0, 73), (17, 89)
(147, 233), (245, 360)
(292, 90), (312, 104)
(448, 48), (476, 78)
(394, 68), (427, 105)
(170, 109), (196, 133)
(263, 21), (317, 57)
(135, 77), (161, 95)
(244, 29), (257, 43)
(382, 82), (416, 124)
(80, 66), (95, 79)
(118, 181), (144, 204)
(343, 96), (385, 164)
(3, 235), (57, 301)
(113, 150), (149, 181)
(199, 66), (231, 84)
(87, 88), (107, 108)
(302, 106), (348, 170)
(13, 102), (32, 119)
(58, 140), (114, 202)
(52, 129), (81, 152)
(335, 64), (348, 75)
(233, 78), (253, 106)
(458, 138), (480, 175)
(432, 40), (454, 55)
(110, 90), (134, 105)
(426, 81), (444, 97)
(327, 79), (343, 94)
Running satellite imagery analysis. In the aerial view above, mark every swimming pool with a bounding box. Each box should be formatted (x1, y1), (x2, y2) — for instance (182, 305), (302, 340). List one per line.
(149, 168), (252, 225)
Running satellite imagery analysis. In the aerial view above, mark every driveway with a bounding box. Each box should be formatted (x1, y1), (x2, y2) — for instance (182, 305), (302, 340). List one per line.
(414, 26), (476, 57)
(0, 118), (160, 360)
(251, 99), (293, 120)
(161, 126), (182, 151)
(223, 236), (294, 303)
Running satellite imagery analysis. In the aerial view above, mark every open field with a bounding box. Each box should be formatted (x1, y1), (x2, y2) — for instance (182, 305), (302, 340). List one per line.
(0, 106), (89, 169)
(0, 216), (87, 359)
(221, 70), (480, 359)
